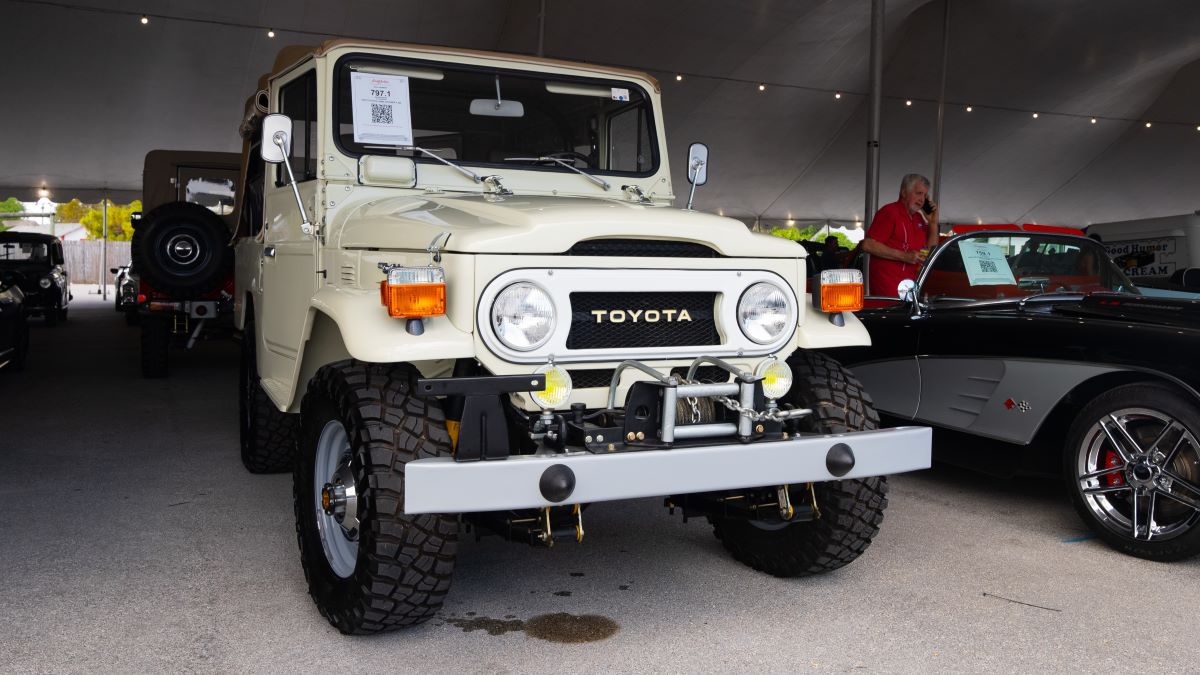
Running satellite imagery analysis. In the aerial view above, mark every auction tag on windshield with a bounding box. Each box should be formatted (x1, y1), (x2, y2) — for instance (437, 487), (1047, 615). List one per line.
(351, 72), (414, 145)
(610, 87), (630, 101)
(961, 242), (1016, 285)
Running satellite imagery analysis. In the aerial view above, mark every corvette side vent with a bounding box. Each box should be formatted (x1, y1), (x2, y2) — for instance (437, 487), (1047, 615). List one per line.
(566, 239), (721, 258)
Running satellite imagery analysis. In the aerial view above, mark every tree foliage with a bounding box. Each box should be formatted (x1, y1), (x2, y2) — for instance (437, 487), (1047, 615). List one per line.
(55, 198), (91, 223)
(769, 225), (853, 250)
(0, 197), (23, 213)
(81, 200), (143, 241)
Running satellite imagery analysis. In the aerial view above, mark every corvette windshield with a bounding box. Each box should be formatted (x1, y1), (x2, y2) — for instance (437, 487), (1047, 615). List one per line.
(334, 56), (656, 177)
(920, 234), (1139, 303)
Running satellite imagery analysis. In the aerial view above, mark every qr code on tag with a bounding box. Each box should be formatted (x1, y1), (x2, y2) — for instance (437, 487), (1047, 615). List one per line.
(370, 103), (393, 124)
(979, 259), (999, 273)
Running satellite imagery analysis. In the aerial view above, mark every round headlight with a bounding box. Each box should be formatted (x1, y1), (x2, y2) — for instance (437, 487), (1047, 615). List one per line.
(530, 364), (573, 409)
(755, 358), (793, 400)
(491, 282), (555, 351)
(39, 277), (53, 289)
(737, 282), (791, 344)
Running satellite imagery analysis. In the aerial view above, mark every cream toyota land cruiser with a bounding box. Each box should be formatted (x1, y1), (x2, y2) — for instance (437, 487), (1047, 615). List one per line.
(233, 40), (931, 635)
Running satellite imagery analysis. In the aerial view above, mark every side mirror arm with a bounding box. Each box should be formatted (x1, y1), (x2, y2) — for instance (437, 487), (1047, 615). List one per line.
(272, 131), (314, 237)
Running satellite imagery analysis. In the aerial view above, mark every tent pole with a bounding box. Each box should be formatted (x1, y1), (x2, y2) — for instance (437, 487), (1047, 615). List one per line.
(864, 0), (884, 295)
(865, 0), (884, 230)
(102, 195), (108, 301)
(537, 0), (546, 57)
(932, 0), (952, 215)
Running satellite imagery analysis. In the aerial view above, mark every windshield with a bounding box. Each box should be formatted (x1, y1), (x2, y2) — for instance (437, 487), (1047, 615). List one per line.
(334, 55), (656, 177)
(920, 234), (1139, 303)
(0, 241), (49, 263)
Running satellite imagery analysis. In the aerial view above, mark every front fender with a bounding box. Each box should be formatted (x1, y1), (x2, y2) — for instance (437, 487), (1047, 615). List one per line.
(309, 286), (475, 363)
(793, 298), (872, 349)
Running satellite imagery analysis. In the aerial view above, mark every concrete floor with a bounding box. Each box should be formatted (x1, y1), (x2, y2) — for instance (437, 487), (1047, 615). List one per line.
(1, 295), (1197, 673)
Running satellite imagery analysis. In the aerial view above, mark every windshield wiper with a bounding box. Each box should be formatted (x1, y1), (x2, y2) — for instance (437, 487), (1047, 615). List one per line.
(504, 156), (611, 190)
(394, 146), (481, 183)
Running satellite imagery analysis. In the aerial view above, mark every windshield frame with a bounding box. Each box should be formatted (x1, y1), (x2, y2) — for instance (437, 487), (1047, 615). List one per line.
(914, 231), (1141, 307)
(330, 52), (661, 180)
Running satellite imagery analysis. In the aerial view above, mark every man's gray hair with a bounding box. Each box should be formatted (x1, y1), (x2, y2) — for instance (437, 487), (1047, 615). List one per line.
(900, 173), (931, 193)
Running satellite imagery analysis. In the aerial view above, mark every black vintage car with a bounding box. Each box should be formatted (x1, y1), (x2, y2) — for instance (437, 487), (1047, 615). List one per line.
(0, 232), (70, 325)
(826, 228), (1200, 561)
(0, 271), (29, 371)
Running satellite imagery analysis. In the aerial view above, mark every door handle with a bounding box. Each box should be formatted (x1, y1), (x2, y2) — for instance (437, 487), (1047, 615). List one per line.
(263, 246), (276, 258)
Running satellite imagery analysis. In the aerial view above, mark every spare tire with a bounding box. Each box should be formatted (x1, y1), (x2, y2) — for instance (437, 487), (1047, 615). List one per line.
(131, 201), (232, 297)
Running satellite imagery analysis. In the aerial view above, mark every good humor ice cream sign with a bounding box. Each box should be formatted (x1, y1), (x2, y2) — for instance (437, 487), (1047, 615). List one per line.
(1105, 237), (1178, 277)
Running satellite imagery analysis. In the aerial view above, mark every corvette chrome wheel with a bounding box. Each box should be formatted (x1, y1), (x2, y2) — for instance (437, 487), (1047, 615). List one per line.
(1067, 386), (1200, 560)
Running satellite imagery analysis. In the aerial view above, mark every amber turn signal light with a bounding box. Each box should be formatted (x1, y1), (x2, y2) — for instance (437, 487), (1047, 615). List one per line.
(815, 269), (864, 313)
(379, 266), (446, 318)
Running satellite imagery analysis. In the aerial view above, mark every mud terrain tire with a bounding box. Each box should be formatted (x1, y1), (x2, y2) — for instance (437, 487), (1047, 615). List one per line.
(712, 351), (889, 577)
(239, 310), (297, 473)
(295, 360), (457, 634)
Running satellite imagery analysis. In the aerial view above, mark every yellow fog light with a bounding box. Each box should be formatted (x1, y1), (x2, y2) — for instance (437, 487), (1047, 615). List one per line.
(530, 364), (573, 409)
(755, 358), (793, 400)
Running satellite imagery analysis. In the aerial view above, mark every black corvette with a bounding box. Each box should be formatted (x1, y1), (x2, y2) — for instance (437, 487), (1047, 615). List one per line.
(826, 228), (1200, 561)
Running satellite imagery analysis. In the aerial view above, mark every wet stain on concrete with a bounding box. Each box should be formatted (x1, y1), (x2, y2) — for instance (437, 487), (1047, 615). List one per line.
(553, 590), (572, 597)
(618, 585), (630, 591)
(524, 613), (619, 643)
(444, 616), (527, 636)
(569, 572), (585, 577)
(442, 613), (619, 643)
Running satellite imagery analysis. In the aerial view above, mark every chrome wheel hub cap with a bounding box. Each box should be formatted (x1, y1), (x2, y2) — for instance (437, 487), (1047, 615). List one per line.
(314, 420), (359, 578)
(1076, 407), (1200, 542)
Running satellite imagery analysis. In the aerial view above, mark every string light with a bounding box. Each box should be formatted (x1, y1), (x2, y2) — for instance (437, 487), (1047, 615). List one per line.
(38, 185), (50, 199)
(23, 3), (1200, 135)
(267, 28), (275, 37)
(1145, 121), (1152, 128)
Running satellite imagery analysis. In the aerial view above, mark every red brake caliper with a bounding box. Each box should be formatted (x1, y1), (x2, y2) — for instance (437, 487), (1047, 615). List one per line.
(1103, 448), (1124, 487)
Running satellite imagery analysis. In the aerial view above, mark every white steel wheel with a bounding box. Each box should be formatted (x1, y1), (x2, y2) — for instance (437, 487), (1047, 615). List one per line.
(314, 420), (359, 578)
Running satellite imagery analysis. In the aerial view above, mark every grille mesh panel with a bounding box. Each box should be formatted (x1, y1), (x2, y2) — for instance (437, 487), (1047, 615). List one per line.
(566, 239), (720, 258)
(566, 292), (719, 349)
(569, 366), (732, 389)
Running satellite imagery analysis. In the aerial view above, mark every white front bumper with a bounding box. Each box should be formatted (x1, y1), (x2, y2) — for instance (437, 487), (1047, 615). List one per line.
(404, 425), (931, 514)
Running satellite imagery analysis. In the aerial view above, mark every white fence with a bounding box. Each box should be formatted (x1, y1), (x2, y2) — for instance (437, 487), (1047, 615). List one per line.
(63, 240), (131, 284)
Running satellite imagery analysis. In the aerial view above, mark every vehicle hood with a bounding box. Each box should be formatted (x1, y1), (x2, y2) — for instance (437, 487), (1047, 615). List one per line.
(335, 194), (799, 258)
(1050, 294), (1200, 329)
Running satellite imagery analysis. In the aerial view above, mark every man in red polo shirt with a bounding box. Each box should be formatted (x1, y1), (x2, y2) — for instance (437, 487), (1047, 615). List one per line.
(863, 174), (940, 296)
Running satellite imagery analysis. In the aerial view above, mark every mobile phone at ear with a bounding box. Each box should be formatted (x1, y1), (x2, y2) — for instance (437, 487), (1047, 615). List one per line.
(922, 198), (934, 215)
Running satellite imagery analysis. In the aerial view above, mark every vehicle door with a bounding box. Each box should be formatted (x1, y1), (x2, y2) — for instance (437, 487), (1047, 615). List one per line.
(259, 66), (320, 382)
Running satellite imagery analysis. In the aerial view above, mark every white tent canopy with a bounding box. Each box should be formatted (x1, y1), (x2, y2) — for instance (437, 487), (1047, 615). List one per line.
(3, 0), (1198, 228)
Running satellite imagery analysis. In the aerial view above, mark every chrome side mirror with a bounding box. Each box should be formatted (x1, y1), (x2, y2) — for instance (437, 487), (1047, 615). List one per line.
(897, 279), (916, 302)
(260, 114), (292, 164)
(685, 142), (709, 210)
(259, 113), (313, 236)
